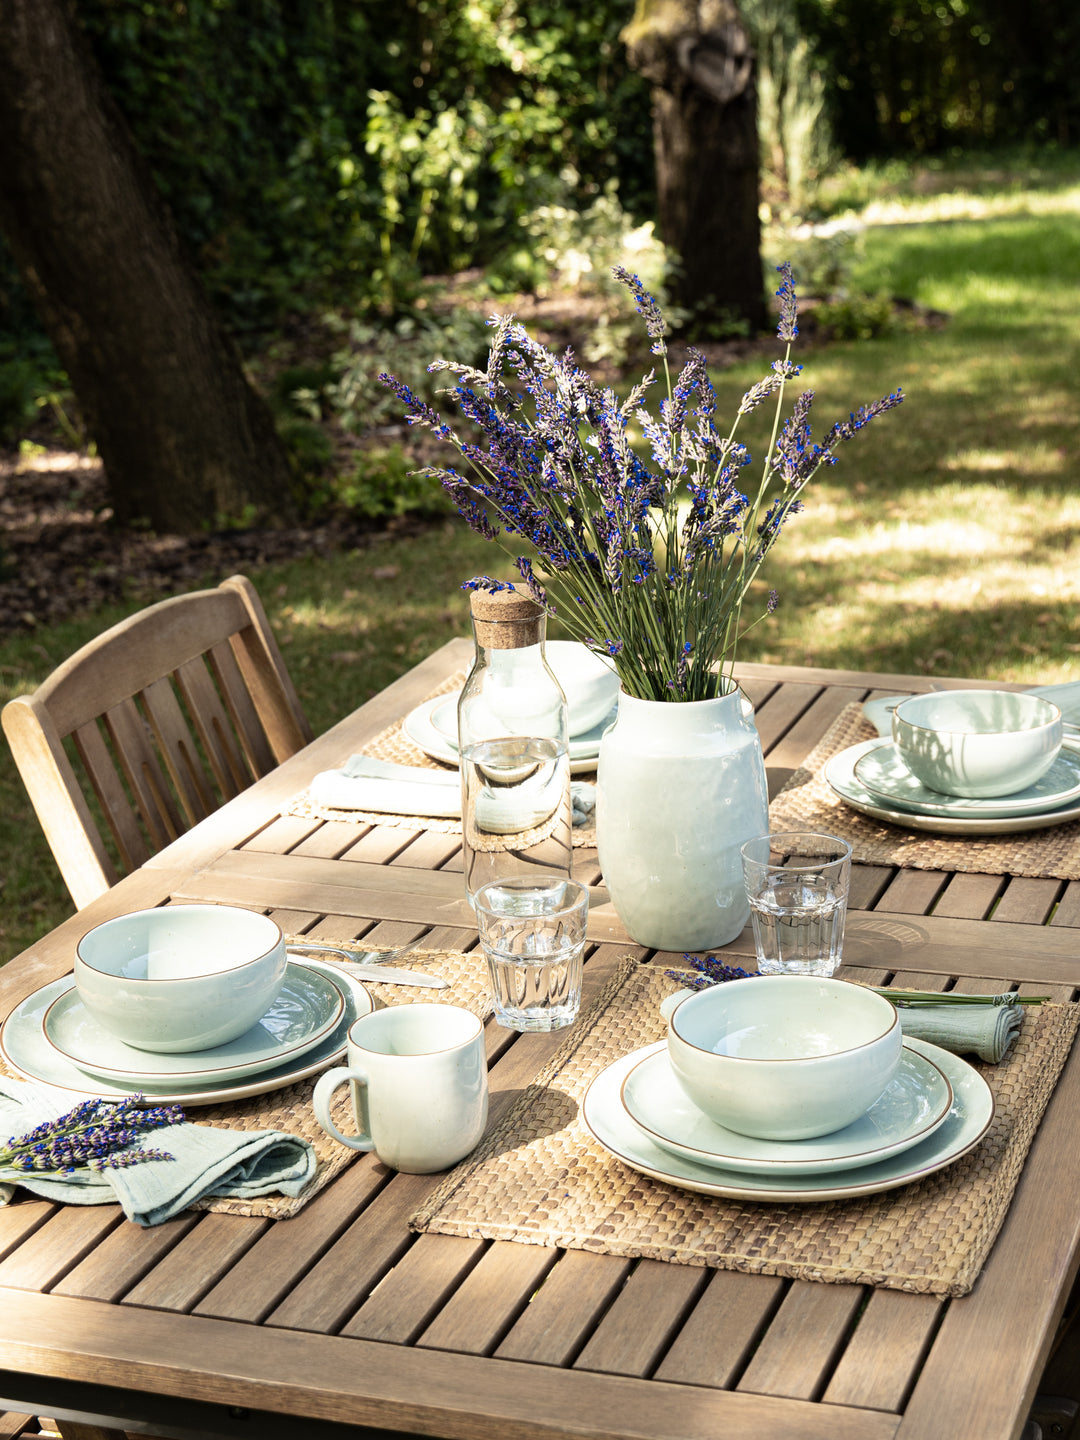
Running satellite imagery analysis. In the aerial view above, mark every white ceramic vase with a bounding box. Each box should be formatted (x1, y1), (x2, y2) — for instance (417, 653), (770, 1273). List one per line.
(596, 686), (769, 951)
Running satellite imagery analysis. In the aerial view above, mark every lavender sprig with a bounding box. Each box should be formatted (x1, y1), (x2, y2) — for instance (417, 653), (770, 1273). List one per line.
(664, 954), (752, 991)
(2, 1096), (184, 1175)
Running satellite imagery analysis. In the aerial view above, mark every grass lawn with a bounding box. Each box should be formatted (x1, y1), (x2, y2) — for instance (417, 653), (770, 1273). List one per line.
(1, 154), (1078, 965)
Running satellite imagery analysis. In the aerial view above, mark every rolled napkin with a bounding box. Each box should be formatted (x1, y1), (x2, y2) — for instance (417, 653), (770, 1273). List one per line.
(874, 991), (1028, 1064)
(310, 755), (597, 828)
(572, 782), (596, 826)
(0, 1077), (317, 1227)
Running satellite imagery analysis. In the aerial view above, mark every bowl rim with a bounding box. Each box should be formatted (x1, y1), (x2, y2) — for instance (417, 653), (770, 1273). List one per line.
(892, 689), (1062, 738)
(669, 976), (899, 1061)
(75, 904), (284, 982)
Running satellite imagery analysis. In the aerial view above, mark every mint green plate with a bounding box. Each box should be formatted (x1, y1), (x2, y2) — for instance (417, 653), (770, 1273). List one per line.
(853, 738), (1080, 818)
(583, 1038), (993, 1203)
(620, 1041), (952, 1176)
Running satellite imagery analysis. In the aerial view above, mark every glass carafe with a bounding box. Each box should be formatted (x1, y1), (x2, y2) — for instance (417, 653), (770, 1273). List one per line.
(458, 587), (572, 904)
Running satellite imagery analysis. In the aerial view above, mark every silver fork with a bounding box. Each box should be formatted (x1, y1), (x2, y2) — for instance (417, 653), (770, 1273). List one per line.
(286, 942), (448, 990)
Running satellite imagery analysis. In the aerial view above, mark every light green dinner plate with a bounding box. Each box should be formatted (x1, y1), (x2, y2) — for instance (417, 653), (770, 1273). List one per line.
(825, 738), (1080, 835)
(620, 1041), (953, 1176)
(41, 961), (344, 1085)
(852, 739), (1080, 819)
(0, 959), (372, 1106)
(582, 1038), (993, 1203)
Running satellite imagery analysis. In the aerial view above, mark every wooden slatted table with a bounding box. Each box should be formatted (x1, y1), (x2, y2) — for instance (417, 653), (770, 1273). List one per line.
(2, 642), (1079, 1440)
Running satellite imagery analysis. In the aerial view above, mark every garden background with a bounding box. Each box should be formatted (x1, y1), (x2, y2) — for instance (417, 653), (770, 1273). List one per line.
(0, 0), (1078, 961)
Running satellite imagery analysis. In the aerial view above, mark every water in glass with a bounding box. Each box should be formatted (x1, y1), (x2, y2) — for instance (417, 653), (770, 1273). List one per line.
(474, 876), (587, 1031)
(748, 873), (847, 977)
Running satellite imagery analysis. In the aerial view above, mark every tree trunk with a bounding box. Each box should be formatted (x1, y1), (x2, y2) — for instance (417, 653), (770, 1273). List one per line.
(623, 0), (766, 334)
(0, 0), (296, 534)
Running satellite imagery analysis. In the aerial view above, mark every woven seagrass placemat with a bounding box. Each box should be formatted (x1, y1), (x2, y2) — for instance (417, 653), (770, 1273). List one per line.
(285, 670), (597, 849)
(0, 944), (492, 1222)
(410, 960), (1080, 1295)
(768, 702), (1080, 879)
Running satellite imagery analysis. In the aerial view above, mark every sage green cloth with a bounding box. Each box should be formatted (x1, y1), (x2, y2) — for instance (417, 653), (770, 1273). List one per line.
(0, 1078), (317, 1226)
(896, 999), (1024, 1063)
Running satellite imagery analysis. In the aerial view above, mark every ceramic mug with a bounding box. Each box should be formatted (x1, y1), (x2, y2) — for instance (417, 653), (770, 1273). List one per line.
(312, 1004), (488, 1173)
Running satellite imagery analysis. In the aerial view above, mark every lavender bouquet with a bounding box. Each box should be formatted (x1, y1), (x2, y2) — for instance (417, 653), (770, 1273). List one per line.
(382, 265), (902, 702)
(1, 1095), (183, 1176)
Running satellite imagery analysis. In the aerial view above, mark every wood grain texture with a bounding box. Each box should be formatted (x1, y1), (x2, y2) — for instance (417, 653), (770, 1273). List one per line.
(823, 1290), (942, 1412)
(737, 1282), (867, 1401)
(0, 1288), (901, 1440)
(419, 1241), (560, 1356)
(654, 1270), (786, 1389)
(2, 652), (1079, 1440)
(1, 576), (310, 909)
(572, 1260), (710, 1378)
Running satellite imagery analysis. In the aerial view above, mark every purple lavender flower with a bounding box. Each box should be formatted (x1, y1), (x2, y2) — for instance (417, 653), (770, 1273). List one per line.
(665, 954), (752, 990)
(611, 265), (668, 356)
(2, 1096), (184, 1176)
(776, 261), (799, 341)
(461, 576), (517, 593)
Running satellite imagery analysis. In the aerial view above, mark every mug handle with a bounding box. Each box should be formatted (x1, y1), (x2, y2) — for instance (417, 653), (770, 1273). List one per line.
(312, 1065), (375, 1151)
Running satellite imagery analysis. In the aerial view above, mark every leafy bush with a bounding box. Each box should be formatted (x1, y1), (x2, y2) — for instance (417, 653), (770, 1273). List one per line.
(812, 290), (898, 341)
(335, 446), (455, 521)
(69, 0), (653, 330)
(0, 360), (39, 440)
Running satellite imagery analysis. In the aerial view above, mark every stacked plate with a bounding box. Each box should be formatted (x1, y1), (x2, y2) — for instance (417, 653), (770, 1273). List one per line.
(0, 958), (373, 1107)
(403, 691), (615, 776)
(581, 1037), (994, 1201)
(825, 737), (1080, 835)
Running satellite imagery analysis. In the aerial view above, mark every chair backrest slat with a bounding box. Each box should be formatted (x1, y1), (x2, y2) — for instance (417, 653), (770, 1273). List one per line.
(204, 639), (279, 777)
(70, 715), (157, 873)
(99, 695), (188, 848)
(172, 655), (252, 799)
(138, 675), (219, 826)
(3, 575), (313, 909)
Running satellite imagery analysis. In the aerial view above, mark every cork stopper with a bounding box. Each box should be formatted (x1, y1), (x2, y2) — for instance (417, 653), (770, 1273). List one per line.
(469, 585), (545, 649)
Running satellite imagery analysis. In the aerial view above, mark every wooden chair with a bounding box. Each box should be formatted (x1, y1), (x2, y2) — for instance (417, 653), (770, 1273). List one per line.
(2, 574), (313, 910)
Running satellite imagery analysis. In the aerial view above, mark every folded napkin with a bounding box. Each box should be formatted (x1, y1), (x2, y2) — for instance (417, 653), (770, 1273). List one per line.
(887, 995), (1025, 1063)
(310, 754), (597, 827)
(0, 1078), (317, 1227)
(310, 756), (460, 816)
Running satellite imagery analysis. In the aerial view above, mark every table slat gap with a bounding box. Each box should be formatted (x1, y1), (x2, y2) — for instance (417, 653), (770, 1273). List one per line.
(52, 1213), (203, 1304)
(822, 1290), (944, 1413)
(653, 1270), (788, 1390)
(339, 1233), (488, 1344)
(417, 1240), (561, 1357)
(193, 1155), (393, 1325)
(0, 1203), (57, 1268)
(0, 1208), (124, 1295)
(572, 1260), (711, 1380)
(120, 1215), (271, 1314)
(494, 1251), (637, 1368)
(265, 1170), (436, 1335)
(736, 1282), (867, 1402)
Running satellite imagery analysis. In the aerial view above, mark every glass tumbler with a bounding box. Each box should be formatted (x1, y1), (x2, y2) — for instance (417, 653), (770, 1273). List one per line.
(740, 831), (852, 977)
(474, 876), (589, 1031)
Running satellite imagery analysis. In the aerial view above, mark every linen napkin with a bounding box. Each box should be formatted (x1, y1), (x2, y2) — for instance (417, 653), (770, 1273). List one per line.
(0, 1077), (317, 1227)
(310, 755), (460, 816)
(310, 753), (597, 826)
(894, 998), (1024, 1063)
